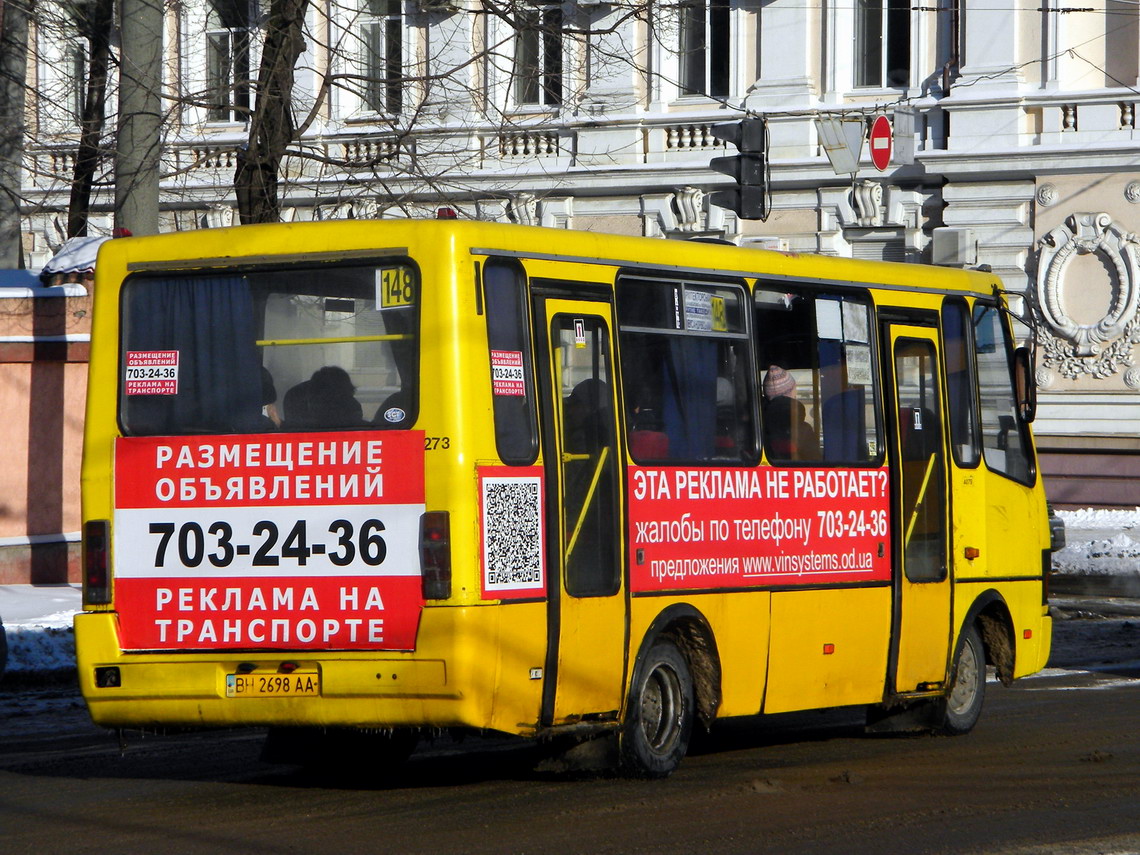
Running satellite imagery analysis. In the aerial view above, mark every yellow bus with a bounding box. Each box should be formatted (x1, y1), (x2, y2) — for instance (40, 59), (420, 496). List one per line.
(77, 219), (1053, 777)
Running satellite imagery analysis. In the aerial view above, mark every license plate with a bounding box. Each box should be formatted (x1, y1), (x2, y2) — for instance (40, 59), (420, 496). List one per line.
(226, 672), (321, 698)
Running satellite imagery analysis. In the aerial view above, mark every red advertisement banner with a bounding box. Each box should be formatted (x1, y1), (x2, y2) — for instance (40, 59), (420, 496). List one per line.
(628, 466), (892, 592)
(112, 431), (426, 651)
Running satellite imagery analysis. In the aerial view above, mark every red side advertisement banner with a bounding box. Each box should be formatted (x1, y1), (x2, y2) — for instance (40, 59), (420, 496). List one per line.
(628, 465), (892, 592)
(112, 431), (426, 651)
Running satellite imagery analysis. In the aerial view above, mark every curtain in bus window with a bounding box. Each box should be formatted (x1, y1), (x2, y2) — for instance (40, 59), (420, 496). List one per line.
(661, 338), (718, 460)
(122, 276), (263, 435)
(819, 338), (866, 461)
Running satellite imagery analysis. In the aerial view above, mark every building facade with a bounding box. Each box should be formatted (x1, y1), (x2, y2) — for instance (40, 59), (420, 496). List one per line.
(10, 0), (1140, 539)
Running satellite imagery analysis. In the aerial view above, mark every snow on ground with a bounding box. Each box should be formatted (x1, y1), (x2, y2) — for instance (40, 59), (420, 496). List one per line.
(1052, 508), (1140, 576)
(0, 509), (1137, 679)
(0, 584), (81, 676)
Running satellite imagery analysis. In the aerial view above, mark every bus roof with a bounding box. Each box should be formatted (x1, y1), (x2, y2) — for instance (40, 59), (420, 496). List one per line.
(97, 219), (1003, 300)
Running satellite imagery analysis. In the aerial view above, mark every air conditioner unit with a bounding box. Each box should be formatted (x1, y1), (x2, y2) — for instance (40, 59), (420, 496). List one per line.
(931, 227), (977, 267)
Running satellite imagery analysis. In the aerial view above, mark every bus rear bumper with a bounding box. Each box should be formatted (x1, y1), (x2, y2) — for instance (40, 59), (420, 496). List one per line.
(74, 612), (478, 731)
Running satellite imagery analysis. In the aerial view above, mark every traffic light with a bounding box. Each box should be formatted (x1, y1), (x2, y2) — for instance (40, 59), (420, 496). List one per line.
(708, 117), (769, 221)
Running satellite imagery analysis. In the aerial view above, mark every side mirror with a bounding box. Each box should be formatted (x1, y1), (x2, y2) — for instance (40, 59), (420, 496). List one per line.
(1013, 346), (1036, 423)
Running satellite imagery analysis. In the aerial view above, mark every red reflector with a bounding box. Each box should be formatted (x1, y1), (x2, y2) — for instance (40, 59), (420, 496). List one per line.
(1023, 629), (1032, 639)
(421, 512), (452, 599)
(83, 519), (111, 605)
(823, 643), (835, 655)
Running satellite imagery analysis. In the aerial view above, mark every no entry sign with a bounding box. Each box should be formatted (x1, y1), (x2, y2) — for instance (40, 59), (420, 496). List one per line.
(869, 115), (892, 172)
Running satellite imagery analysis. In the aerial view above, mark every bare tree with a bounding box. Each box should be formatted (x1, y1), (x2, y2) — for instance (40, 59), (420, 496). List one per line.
(235, 0), (308, 224)
(1, 0), (32, 266)
(66, 0), (114, 237)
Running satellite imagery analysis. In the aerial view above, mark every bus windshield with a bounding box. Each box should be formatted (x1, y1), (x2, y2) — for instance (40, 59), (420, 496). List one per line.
(119, 261), (419, 436)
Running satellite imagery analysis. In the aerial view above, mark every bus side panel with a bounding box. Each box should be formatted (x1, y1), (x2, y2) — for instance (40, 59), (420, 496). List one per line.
(627, 592), (770, 719)
(763, 587), (891, 714)
(984, 471), (1050, 583)
(953, 580), (1052, 680)
(483, 601), (547, 734)
(698, 591), (770, 718)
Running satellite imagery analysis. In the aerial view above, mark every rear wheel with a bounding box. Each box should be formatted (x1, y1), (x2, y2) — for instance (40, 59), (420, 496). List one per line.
(619, 639), (694, 778)
(936, 624), (986, 735)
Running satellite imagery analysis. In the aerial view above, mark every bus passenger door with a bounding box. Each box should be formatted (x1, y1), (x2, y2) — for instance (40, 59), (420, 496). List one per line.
(886, 325), (952, 694)
(535, 298), (627, 726)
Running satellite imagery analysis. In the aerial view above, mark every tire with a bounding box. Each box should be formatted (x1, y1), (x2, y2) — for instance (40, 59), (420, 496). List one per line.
(619, 639), (694, 778)
(936, 623), (986, 735)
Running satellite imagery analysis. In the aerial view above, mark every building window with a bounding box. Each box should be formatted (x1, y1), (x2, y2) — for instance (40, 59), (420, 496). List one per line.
(513, 4), (562, 107)
(206, 0), (251, 122)
(361, 0), (403, 114)
(65, 41), (88, 121)
(679, 0), (729, 97)
(855, 0), (910, 88)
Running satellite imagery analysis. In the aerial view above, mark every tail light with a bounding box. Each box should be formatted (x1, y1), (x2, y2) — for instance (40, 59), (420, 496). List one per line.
(420, 511), (451, 600)
(84, 519), (111, 605)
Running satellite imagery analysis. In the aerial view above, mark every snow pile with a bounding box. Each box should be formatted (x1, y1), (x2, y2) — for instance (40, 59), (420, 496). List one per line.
(1, 586), (81, 678)
(5, 624), (77, 675)
(1052, 508), (1140, 577)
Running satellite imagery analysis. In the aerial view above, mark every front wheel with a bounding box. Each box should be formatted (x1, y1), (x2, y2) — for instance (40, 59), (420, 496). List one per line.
(619, 639), (694, 778)
(935, 624), (986, 735)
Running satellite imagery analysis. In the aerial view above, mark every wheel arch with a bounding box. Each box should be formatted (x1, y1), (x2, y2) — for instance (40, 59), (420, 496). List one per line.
(959, 589), (1016, 687)
(633, 604), (722, 729)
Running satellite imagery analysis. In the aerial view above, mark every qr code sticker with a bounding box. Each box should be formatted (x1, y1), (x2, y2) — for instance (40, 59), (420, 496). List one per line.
(482, 476), (544, 595)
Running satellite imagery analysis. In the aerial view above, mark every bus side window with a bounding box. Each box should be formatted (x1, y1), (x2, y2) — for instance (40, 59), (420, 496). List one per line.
(754, 287), (880, 465)
(972, 303), (1033, 484)
(483, 259), (539, 465)
(942, 297), (980, 467)
(616, 277), (756, 465)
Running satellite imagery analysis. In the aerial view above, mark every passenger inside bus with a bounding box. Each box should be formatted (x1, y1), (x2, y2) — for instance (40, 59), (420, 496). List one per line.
(283, 366), (365, 430)
(762, 365), (819, 461)
(564, 378), (611, 454)
(259, 367), (282, 429)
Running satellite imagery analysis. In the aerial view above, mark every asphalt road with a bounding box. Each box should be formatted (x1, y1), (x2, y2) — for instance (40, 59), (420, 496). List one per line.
(1, 604), (1138, 855)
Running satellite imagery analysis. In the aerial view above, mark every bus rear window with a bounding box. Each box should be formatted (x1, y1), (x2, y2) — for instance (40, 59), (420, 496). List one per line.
(119, 263), (419, 435)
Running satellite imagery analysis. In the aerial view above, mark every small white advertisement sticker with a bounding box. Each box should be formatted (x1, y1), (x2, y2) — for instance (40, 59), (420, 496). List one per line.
(125, 350), (180, 396)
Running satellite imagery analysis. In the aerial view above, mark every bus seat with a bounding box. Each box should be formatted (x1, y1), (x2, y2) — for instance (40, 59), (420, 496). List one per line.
(629, 429), (669, 460)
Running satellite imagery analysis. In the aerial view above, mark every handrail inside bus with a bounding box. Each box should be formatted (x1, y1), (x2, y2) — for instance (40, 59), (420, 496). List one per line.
(565, 446), (610, 562)
(256, 334), (412, 347)
(904, 454), (938, 547)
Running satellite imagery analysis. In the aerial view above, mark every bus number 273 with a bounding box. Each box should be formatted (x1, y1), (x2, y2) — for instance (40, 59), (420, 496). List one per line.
(147, 519), (387, 569)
